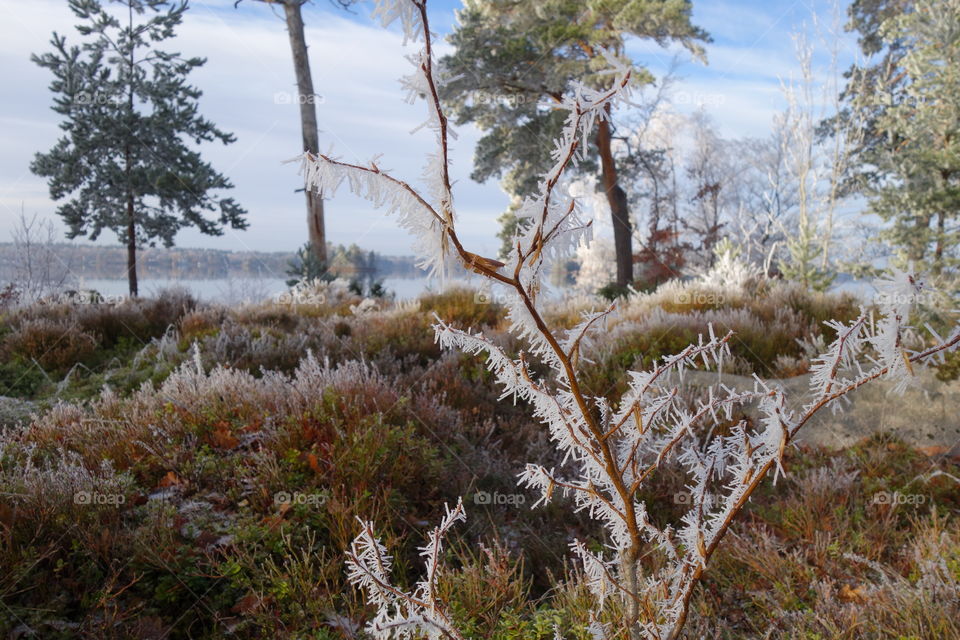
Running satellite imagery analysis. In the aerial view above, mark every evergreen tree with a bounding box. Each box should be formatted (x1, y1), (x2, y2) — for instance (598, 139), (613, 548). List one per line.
(238, 0), (360, 269)
(822, 0), (911, 196)
(31, 0), (247, 297)
(869, 0), (960, 278)
(285, 242), (331, 286)
(834, 0), (959, 281)
(440, 0), (709, 287)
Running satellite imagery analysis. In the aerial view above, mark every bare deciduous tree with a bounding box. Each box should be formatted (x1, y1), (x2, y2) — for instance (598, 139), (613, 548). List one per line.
(8, 211), (74, 302)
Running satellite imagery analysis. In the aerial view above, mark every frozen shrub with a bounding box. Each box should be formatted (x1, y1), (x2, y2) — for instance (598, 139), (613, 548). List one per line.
(2, 318), (98, 371)
(418, 287), (505, 328)
(774, 519), (960, 639)
(0, 441), (135, 583)
(696, 245), (763, 292)
(282, 277), (362, 314)
(178, 306), (226, 342)
(2, 289), (196, 368)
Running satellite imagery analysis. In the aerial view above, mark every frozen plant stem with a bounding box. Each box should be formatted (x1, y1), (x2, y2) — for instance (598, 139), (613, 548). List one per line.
(299, 1), (960, 638)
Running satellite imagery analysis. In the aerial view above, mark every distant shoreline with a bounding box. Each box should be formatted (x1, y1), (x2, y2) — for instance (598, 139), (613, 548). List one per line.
(0, 242), (421, 281)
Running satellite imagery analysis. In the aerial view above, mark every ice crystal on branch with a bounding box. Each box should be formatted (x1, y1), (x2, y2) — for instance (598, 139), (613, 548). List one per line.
(301, 2), (960, 638)
(345, 499), (466, 640)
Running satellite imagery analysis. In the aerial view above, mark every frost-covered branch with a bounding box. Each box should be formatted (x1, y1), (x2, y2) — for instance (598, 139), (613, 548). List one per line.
(305, 2), (960, 639)
(345, 499), (466, 640)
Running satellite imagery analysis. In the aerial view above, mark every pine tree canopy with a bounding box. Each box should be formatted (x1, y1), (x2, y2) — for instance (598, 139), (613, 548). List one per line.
(30, 0), (247, 294)
(440, 0), (709, 197)
(838, 0), (960, 278)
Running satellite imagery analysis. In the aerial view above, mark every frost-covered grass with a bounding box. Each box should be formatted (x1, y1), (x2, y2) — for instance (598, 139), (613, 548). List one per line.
(0, 278), (866, 406)
(0, 283), (958, 638)
(0, 288), (197, 400)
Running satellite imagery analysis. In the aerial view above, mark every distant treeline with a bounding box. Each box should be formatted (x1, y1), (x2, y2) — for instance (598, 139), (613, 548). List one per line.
(0, 243), (421, 281)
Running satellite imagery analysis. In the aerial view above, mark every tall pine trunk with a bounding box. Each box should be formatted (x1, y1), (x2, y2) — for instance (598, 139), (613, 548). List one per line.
(282, 0), (326, 268)
(124, 6), (138, 299)
(126, 187), (138, 298)
(596, 104), (633, 288)
(124, 138), (137, 297)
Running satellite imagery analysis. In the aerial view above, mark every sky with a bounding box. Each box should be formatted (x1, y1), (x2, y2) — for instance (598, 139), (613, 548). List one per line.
(0, 0), (861, 259)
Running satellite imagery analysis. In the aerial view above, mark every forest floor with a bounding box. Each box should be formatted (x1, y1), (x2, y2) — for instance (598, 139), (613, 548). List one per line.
(0, 281), (958, 639)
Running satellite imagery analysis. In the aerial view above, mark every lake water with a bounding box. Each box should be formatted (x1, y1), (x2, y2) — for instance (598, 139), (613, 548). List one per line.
(78, 276), (444, 303)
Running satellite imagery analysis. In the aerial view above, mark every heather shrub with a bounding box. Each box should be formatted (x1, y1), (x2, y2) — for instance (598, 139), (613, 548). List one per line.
(198, 317), (314, 373)
(419, 287), (506, 329)
(0, 289), (197, 399)
(436, 543), (555, 639)
(580, 305), (814, 396)
(346, 309), (440, 365)
(2, 318), (98, 372)
(74, 288), (196, 348)
(1, 319), (958, 637)
(0, 397), (35, 430)
(542, 294), (598, 330)
(231, 300), (313, 330)
(1, 325), (621, 636)
(0, 443), (138, 634)
(684, 438), (960, 637)
(178, 306), (228, 342)
(937, 349), (960, 381)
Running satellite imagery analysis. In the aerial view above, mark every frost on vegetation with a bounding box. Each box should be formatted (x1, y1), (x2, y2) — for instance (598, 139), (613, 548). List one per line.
(345, 499), (467, 640)
(20, 350), (396, 452)
(293, 2), (960, 638)
(350, 298), (380, 316)
(696, 245), (763, 292)
(571, 176), (618, 294)
(281, 277), (355, 307)
(0, 441), (133, 511)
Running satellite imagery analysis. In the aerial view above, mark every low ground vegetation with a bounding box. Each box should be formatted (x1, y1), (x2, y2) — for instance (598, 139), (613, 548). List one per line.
(0, 278), (957, 638)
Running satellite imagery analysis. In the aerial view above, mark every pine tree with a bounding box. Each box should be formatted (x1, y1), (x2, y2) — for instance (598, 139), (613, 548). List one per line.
(285, 242), (330, 287)
(823, 0), (911, 195)
(31, 0), (248, 297)
(440, 0), (709, 288)
(834, 0), (960, 282)
(238, 0), (360, 271)
(870, 0), (960, 279)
